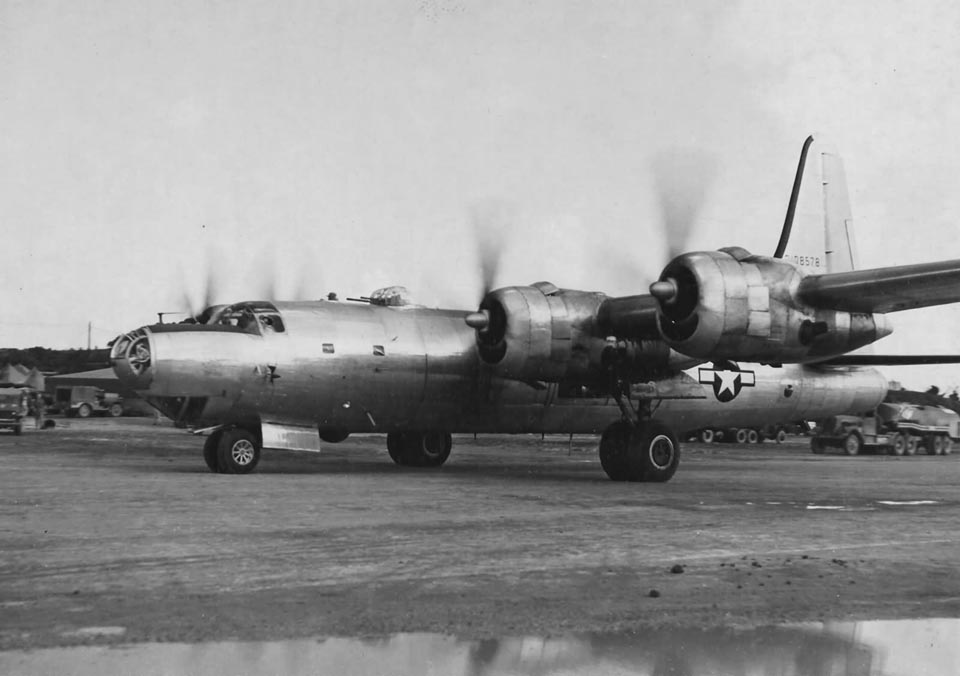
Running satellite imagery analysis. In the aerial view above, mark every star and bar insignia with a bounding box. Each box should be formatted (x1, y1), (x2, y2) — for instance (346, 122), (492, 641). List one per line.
(698, 362), (756, 402)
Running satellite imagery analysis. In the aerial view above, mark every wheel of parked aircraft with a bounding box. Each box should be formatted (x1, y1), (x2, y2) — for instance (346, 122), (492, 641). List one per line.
(890, 433), (907, 456)
(629, 422), (680, 483)
(698, 428), (715, 443)
(599, 421), (633, 481)
(203, 431), (223, 472)
(775, 429), (787, 444)
(843, 433), (862, 456)
(217, 428), (261, 474)
(735, 428), (749, 444)
(747, 429), (760, 444)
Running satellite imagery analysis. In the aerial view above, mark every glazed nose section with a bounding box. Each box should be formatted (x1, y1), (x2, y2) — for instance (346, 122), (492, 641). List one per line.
(110, 328), (155, 390)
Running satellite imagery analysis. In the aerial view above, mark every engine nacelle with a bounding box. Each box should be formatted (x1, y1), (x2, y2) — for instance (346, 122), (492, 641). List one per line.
(653, 247), (892, 363)
(474, 282), (671, 383)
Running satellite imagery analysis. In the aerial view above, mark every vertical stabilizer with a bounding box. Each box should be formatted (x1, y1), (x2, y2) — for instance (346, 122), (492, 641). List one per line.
(775, 135), (859, 274)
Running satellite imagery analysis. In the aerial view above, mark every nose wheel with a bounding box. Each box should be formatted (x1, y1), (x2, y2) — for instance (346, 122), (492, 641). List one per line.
(203, 427), (261, 474)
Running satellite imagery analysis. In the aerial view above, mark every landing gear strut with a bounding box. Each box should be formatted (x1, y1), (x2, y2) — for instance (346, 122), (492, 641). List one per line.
(599, 381), (680, 482)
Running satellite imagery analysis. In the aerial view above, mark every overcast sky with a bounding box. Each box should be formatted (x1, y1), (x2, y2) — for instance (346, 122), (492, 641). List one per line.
(2, 0), (959, 390)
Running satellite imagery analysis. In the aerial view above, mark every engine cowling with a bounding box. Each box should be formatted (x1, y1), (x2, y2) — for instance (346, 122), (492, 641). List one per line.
(471, 282), (671, 383)
(651, 247), (892, 363)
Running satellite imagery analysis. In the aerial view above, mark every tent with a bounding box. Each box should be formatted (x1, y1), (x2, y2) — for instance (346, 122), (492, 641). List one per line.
(0, 364), (35, 387)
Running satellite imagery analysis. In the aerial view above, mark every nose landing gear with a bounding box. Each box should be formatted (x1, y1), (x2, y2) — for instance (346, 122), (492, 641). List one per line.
(202, 427), (261, 474)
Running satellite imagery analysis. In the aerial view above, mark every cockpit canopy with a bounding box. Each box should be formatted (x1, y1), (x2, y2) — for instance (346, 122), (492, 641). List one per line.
(207, 302), (285, 335)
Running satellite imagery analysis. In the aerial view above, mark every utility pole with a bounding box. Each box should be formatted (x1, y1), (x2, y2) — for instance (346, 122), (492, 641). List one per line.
(87, 322), (91, 350)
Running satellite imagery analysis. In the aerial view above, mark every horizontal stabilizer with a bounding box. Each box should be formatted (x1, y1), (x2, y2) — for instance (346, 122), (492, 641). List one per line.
(798, 259), (960, 313)
(817, 354), (960, 366)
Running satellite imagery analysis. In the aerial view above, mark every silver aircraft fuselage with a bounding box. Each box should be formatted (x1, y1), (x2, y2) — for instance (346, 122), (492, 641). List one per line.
(112, 299), (888, 435)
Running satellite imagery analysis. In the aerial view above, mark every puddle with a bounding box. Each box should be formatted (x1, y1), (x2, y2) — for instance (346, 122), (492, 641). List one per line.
(1, 618), (957, 675)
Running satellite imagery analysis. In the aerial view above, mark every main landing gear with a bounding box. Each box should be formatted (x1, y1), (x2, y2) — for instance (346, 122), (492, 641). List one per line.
(203, 427), (261, 474)
(598, 420), (680, 482)
(598, 380), (680, 482)
(386, 431), (452, 467)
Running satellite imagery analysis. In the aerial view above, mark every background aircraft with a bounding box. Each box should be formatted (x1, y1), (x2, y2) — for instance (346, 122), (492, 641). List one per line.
(110, 137), (960, 481)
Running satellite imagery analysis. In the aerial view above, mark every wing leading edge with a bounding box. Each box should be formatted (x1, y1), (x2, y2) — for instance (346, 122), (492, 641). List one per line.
(797, 259), (960, 314)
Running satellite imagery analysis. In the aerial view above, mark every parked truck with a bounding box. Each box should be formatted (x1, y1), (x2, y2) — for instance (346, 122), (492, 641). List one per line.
(52, 386), (124, 418)
(689, 422), (809, 444)
(810, 402), (959, 456)
(0, 387), (29, 435)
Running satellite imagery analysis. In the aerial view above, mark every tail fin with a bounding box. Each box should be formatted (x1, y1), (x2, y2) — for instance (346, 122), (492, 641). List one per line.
(774, 135), (859, 274)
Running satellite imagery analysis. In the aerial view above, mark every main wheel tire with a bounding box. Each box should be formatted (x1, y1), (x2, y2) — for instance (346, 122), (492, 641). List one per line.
(389, 431), (451, 467)
(599, 422), (633, 481)
(109, 403), (123, 417)
(203, 431), (224, 473)
(747, 429), (760, 444)
(698, 428), (715, 444)
(77, 403), (92, 418)
(843, 433), (862, 456)
(414, 431), (452, 467)
(217, 428), (261, 474)
(629, 422), (680, 483)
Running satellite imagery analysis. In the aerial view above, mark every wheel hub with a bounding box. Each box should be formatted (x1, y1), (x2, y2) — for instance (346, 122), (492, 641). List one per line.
(231, 440), (256, 465)
(648, 435), (675, 470)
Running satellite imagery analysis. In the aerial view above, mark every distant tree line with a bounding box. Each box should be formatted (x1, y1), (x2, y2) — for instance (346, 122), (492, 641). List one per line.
(885, 385), (960, 415)
(0, 347), (111, 374)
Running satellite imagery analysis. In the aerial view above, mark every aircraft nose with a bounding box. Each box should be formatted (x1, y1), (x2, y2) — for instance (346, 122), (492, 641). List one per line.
(110, 328), (155, 390)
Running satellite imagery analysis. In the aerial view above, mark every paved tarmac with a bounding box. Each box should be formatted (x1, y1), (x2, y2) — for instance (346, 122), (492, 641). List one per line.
(1, 418), (959, 651)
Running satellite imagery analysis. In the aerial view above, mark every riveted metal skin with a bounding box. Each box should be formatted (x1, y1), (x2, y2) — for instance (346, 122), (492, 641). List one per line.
(112, 298), (889, 439)
(654, 248), (891, 363)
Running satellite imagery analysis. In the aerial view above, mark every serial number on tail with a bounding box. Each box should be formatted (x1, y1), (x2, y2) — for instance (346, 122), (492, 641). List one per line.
(786, 254), (824, 269)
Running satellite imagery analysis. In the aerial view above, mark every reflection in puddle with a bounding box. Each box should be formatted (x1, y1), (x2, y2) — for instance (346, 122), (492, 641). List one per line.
(1, 618), (957, 675)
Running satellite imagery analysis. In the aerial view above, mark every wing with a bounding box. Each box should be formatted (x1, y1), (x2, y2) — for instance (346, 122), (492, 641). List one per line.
(797, 259), (960, 314)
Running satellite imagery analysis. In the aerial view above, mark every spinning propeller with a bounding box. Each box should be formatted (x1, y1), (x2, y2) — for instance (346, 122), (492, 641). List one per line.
(463, 148), (718, 339)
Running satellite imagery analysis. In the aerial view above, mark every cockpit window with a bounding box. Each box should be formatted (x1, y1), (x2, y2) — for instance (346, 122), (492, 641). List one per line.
(259, 314), (284, 333)
(213, 303), (284, 335)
